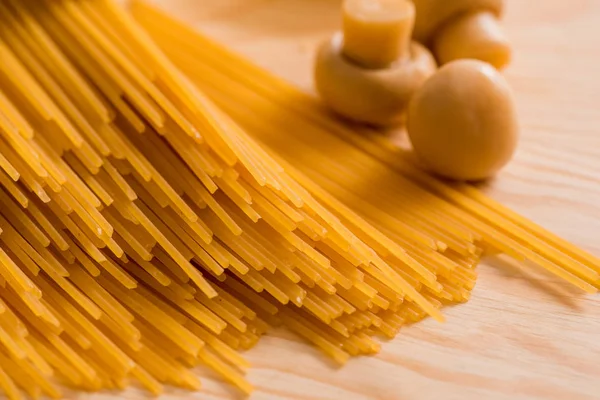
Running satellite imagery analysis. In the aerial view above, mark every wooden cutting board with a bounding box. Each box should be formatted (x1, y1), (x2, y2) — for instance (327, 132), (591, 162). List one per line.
(91, 1), (600, 399)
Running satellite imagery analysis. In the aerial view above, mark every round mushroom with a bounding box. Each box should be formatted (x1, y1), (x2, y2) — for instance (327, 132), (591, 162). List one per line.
(314, 0), (437, 126)
(407, 59), (519, 181)
(411, 0), (511, 70)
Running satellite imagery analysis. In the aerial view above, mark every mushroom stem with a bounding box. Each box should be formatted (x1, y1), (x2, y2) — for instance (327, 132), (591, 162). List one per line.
(342, 0), (415, 68)
(433, 11), (511, 69)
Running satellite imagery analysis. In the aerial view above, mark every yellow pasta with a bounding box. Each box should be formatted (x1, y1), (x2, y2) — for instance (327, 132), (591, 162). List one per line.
(0, 0), (595, 398)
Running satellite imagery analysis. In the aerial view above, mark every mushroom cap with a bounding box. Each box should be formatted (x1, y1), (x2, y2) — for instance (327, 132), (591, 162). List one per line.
(433, 11), (512, 70)
(314, 33), (437, 126)
(411, 0), (504, 43)
(407, 59), (519, 181)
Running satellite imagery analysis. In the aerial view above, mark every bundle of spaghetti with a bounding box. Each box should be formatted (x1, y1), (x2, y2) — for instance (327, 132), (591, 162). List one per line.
(132, 1), (600, 296)
(124, 0), (491, 331)
(0, 0), (485, 397)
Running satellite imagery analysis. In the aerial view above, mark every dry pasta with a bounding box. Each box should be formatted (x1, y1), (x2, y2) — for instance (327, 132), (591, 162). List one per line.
(0, 0), (461, 397)
(0, 0), (596, 399)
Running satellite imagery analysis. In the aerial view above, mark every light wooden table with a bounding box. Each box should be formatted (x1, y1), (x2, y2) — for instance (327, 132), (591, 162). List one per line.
(95, 1), (600, 399)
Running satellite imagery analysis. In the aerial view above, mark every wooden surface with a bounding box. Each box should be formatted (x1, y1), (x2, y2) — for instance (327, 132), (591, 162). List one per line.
(96, 1), (600, 399)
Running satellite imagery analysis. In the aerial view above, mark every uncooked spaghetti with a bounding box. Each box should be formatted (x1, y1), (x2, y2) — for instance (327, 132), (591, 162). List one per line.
(0, 0), (596, 399)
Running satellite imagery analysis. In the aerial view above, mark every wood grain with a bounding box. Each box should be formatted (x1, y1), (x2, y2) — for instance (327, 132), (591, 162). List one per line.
(84, 1), (600, 399)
